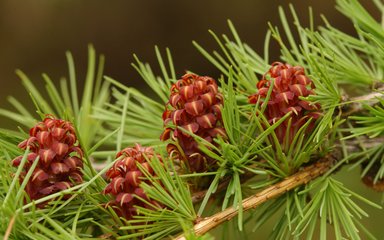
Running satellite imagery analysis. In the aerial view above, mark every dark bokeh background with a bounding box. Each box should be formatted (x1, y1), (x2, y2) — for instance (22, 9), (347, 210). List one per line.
(0, 0), (359, 108)
(0, 0), (383, 238)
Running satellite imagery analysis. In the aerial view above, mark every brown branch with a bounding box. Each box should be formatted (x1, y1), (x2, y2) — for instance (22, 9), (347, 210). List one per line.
(340, 136), (384, 153)
(189, 135), (384, 205)
(351, 86), (384, 102)
(180, 136), (384, 239)
(4, 216), (15, 240)
(341, 86), (384, 117)
(174, 154), (336, 239)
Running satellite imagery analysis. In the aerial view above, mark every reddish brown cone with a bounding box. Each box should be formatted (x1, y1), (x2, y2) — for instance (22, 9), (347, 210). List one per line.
(160, 73), (226, 172)
(103, 144), (164, 220)
(248, 62), (321, 144)
(11, 116), (83, 205)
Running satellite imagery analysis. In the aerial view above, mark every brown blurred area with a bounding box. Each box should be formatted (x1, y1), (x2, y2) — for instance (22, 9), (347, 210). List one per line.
(0, 1), (383, 238)
(0, 0), (358, 109)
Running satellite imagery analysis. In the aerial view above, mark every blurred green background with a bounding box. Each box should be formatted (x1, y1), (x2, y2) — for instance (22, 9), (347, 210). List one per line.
(0, 0), (382, 239)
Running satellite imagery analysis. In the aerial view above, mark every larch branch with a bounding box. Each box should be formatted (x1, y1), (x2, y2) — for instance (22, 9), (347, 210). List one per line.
(175, 154), (336, 239)
(342, 86), (384, 116)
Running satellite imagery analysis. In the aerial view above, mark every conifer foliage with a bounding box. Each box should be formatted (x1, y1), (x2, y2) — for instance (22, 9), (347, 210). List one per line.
(1, 0), (384, 239)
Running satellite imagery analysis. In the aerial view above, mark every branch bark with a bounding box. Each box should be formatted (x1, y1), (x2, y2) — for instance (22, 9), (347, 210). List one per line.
(341, 86), (384, 117)
(175, 154), (336, 239)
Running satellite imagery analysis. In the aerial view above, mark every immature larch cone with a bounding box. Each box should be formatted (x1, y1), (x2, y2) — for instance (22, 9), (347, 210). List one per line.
(248, 62), (321, 144)
(160, 73), (226, 173)
(103, 144), (164, 220)
(11, 116), (84, 205)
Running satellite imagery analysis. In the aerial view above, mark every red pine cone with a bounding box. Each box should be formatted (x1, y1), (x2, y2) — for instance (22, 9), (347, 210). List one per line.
(248, 62), (321, 144)
(103, 144), (164, 220)
(11, 116), (83, 205)
(160, 73), (226, 173)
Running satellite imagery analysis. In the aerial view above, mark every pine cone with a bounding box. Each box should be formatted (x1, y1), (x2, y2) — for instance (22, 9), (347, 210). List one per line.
(103, 144), (164, 220)
(248, 62), (321, 144)
(160, 73), (226, 173)
(11, 116), (83, 205)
